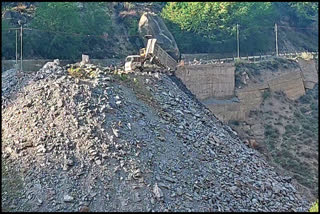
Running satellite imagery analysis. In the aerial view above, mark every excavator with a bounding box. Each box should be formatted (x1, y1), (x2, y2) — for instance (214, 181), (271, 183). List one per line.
(124, 36), (178, 72)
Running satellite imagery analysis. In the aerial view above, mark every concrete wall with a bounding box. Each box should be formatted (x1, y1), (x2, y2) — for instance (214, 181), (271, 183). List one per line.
(206, 102), (245, 121)
(176, 63), (235, 100)
(298, 59), (319, 89)
(178, 59), (317, 123)
(267, 71), (305, 100)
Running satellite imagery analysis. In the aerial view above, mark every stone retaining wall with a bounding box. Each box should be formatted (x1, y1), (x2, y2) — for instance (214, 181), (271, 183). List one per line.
(176, 63), (235, 100)
(298, 59), (319, 89)
(180, 59), (317, 122)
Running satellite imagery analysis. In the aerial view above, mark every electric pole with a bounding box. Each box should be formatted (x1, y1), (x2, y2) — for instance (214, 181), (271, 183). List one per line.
(275, 23), (278, 56)
(16, 29), (18, 65)
(237, 24), (240, 59)
(20, 24), (23, 71)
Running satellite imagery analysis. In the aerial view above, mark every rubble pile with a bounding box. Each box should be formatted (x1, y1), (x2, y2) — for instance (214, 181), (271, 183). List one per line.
(66, 62), (106, 79)
(1, 60), (312, 212)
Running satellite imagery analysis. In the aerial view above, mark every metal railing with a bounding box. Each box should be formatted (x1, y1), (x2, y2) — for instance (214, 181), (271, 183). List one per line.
(183, 51), (319, 65)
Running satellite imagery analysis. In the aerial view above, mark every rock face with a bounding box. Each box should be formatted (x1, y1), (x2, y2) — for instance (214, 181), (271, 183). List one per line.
(1, 61), (312, 212)
(138, 12), (180, 61)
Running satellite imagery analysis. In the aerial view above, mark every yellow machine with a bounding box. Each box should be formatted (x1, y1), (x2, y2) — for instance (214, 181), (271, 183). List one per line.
(125, 39), (177, 72)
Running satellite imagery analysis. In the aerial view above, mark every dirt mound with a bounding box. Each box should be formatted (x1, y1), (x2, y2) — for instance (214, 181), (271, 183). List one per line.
(1, 61), (312, 211)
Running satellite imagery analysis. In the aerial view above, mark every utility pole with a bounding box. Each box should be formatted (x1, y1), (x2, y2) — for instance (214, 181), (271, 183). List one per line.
(20, 24), (23, 71)
(237, 24), (240, 59)
(275, 23), (278, 56)
(16, 29), (18, 65)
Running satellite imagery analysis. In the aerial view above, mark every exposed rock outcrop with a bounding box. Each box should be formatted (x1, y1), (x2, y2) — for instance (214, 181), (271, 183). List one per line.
(139, 12), (180, 61)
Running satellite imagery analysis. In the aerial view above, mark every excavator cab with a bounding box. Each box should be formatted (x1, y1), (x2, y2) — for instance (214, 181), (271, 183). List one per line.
(139, 48), (146, 59)
(124, 55), (142, 72)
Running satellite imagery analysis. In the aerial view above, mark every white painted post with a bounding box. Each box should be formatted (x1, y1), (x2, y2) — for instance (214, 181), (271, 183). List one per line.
(20, 25), (23, 71)
(275, 23), (278, 56)
(237, 24), (240, 59)
(16, 29), (18, 64)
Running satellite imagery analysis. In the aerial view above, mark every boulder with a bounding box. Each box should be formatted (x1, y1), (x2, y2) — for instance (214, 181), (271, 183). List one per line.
(138, 12), (180, 61)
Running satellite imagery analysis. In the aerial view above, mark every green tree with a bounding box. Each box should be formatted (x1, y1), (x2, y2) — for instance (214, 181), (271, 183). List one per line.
(162, 2), (275, 40)
(1, 18), (15, 59)
(27, 2), (83, 59)
(161, 2), (277, 54)
(289, 2), (318, 22)
(25, 2), (113, 59)
(78, 2), (112, 57)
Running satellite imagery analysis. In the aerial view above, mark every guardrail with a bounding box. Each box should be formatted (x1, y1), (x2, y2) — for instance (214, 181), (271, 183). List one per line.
(183, 51), (318, 65)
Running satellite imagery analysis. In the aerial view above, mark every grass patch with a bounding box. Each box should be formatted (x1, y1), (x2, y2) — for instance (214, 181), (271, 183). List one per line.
(68, 65), (98, 79)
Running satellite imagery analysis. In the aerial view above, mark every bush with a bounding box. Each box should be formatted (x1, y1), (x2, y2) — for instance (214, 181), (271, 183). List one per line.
(310, 103), (318, 111)
(309, 200), (319, 212)
(300, 106), (308, 113)
(229, 120), (240, 126)
(264, 124), (279, 139)
(262, 89), (271, 101)
(299, 94), (312, 104)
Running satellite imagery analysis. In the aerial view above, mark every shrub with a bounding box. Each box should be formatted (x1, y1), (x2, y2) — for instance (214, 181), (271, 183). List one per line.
(309, 200), (319, 212)
(229, 120), (240, 126)
(262, 89), (271, 101)
(310, 103), (318, 111)
(67, 65), (98, 79)
(299, 94), (312, 104)
(264, 124), (279, 139)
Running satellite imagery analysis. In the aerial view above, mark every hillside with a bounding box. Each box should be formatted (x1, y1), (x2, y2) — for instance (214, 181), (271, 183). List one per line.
(1, 2), (318, 212)
(229, 84), (318, 200)
(2, 2), (318, 59)
(1, 61), (312, 212)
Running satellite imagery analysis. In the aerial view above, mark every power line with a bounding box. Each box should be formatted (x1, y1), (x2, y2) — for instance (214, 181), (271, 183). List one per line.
(277, 25), (318, 30)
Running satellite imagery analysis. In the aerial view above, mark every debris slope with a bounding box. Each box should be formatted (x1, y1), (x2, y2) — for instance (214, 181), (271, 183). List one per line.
(1, 62), (311, 212)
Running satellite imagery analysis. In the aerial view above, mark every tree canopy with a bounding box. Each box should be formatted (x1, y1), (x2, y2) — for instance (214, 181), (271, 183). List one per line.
(161, 2), (318, 54)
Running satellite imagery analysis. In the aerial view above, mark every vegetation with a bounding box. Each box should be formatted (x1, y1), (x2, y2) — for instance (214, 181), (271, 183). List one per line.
(262, 89), (271, 101)
(161, 2), (318, 54)
(2, 2), (112, 59)
(309, 200), (319, 212)
(67, 65), (98, 79)
(264, 124), (279, 140)
(1, 2), (318, 58)
(1, 18), (15, 59)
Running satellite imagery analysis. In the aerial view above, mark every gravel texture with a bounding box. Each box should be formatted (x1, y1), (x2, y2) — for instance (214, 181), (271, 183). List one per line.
(1, 61), (312, 212)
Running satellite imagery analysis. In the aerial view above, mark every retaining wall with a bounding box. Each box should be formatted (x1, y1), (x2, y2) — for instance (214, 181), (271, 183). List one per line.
(178, 59), (317, 122)
(175, 63), (235, 100)
(298, 59), (319, 89)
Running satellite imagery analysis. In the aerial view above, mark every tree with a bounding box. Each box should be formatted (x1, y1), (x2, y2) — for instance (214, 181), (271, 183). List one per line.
(78, 2), (112, 57)
(26, 2), (113, 59)
(289, 2), (318, 21)
(161, 2), (277, 54)
(27, 2), (83, 59)
(1, 18), (15, 59)
(162, 2), (275, 40)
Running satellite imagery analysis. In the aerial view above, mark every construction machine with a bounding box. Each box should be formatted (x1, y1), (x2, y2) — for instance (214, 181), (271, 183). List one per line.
(125, 38), (178, 72)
